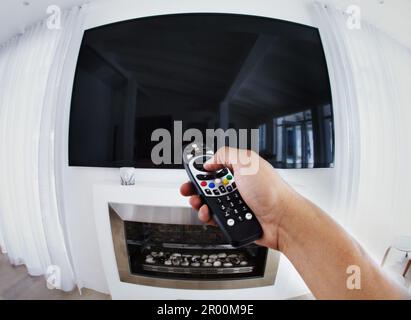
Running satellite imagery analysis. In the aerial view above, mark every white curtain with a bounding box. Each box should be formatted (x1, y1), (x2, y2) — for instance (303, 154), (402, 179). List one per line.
(0, 225), (5, 253)
(0, 6), (87, 291)
(313, 3), (411, 259)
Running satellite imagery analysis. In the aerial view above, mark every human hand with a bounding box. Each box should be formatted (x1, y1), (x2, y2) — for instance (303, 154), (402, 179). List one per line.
(180, 147), (298, 250)
(182, 147), (410, 299)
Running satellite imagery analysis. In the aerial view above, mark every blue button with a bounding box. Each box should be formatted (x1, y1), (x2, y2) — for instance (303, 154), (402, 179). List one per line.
(209, 182), (216, 189)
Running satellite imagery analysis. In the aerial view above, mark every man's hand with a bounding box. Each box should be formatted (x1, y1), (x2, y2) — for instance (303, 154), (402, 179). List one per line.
(180, 147), (409, 299)
(180, 146), (297, 250)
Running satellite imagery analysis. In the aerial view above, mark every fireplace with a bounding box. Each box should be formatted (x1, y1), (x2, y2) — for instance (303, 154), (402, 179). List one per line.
(109, 203), (279, 290)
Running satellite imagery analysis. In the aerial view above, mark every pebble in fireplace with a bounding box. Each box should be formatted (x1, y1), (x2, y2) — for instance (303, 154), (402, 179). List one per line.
(145, 251), (249, 267)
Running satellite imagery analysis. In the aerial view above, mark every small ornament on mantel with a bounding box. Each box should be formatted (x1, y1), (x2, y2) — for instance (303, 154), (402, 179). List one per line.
(119, 167), (136, 185)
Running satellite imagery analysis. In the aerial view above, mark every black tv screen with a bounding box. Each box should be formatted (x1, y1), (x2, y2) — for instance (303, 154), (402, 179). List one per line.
(69, 13), (334, 169)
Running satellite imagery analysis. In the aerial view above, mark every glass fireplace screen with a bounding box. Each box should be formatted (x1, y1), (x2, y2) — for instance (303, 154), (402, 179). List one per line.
(125, 221), (268, 280)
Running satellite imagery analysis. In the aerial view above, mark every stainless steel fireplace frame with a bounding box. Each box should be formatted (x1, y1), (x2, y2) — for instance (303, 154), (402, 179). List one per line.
(109, 203), (280, 290)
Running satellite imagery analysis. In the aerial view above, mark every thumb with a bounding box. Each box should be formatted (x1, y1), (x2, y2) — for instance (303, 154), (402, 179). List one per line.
(203, 147), (245, 172)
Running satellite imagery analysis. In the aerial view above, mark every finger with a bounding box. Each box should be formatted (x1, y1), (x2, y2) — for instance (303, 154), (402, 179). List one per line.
(198, 204), (210, 222)
(254, 239), (264, 247)
(203, 146), (241, 172)
(198, 205), (217, 226)
(189, 195), (202, 210)
(203, 161), (225, 172)
(180, 181), (196, 196)
(204, 147), (256, 173)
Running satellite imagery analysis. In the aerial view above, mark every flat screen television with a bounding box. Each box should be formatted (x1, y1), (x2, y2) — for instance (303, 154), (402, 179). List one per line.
(69, 13), (334, 169)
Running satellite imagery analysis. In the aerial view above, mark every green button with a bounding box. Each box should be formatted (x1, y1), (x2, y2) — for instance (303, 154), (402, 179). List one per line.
(226, 175), (233, 180)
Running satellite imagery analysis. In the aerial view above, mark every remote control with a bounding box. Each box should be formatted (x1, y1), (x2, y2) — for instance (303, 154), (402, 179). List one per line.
(183, 143), (263, 247)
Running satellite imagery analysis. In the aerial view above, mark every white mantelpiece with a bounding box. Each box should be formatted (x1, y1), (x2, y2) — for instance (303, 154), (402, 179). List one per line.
(92, 181), (310, 299)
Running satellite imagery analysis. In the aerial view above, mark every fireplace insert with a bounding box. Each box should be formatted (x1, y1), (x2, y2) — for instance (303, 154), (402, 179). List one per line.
(126, 221), (267, 280)
(109, 203), (279, 289)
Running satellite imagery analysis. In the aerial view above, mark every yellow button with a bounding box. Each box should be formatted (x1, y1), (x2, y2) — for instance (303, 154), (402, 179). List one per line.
(222, 179), (229, 186)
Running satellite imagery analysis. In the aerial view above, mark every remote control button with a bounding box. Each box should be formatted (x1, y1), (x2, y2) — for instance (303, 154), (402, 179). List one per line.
(217, 198), (223, 204)
(241, 206), (248, 212)
(209, 182), (216, 189)
(226, 186), (233, 192)
(227, 219), (235, 227)
(237, 215), (244, 222)
(214, 178), (221, 184)
(216, 168), (228, 178)
(213, 190), (220, 196)
(229, 201), (235, 208)
(233, 192), (239, 199)
(224, 211), (231, 218)
(219, 186), (226, 193)
(193, 155), (212, 172)
(222, 179), (229, 186)
(225, 195), (231, 201)
(226, 175), (233, 180)
(205, 189), (212, 195)
(232, 182), (237, 189)
(234, 209), (239, 214)
(220, 204), (226, 210)
(225, 208), (234, 215)
(196, 174), (215, 180)
(200, 181), (207, 187)
(245, 213), (253, 220)
(237, 199), (244, 205)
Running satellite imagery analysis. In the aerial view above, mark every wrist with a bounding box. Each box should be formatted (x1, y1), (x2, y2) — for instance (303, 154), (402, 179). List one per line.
(256, 182), (303, 252)
(275, 188), (307, 254)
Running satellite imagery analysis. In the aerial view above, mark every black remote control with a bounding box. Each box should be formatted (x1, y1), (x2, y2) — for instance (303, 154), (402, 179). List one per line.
(183, 143), (263, 247)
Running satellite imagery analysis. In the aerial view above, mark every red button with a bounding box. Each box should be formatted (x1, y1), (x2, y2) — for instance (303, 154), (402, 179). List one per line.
(200, 181), (207, 187)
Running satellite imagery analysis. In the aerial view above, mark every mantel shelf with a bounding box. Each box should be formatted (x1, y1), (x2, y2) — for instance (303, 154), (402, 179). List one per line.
(93, 180), (190, 209)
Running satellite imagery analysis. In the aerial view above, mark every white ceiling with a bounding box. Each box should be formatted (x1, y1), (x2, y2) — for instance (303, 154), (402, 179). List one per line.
(0, 0), (410, 48)
(0, 0), (88, 42)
